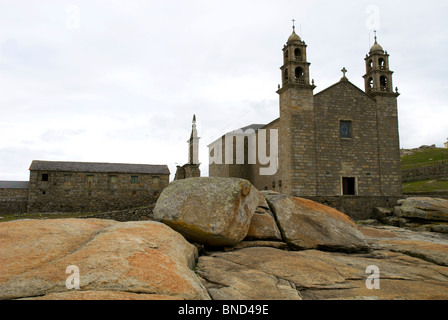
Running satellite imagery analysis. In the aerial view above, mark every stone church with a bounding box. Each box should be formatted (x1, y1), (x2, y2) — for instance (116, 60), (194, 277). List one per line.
(209, 27), (402, 198)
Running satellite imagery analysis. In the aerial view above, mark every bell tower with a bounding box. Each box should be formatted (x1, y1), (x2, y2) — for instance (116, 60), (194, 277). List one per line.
(277, 23), (317, 196)
(363, 32), (402, 195)
(279, 24), (314, 90)
(363, 32), (398, 97)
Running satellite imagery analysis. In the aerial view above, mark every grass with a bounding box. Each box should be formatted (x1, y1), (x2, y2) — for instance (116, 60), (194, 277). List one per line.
(401, 148), (447, 166)
(403, 178), (448, 194)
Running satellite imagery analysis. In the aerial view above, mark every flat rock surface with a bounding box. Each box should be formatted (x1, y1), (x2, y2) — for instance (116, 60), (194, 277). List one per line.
(0, 219), (210, 300)
(197, 225), (448, 300)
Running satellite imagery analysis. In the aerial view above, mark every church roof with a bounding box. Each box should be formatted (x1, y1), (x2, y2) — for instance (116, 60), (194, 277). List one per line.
(29, 160), (170, 175)
(0, 181), (29, 189)
(233, 124), (266, 133)
(314, 78), (375, 101)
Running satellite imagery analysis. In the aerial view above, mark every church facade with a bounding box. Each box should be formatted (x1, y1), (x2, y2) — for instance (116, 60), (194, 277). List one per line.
(209, 27), (402, 197)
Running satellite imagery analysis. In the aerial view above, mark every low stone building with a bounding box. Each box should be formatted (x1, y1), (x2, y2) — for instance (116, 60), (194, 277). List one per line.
(0, 160), (170, 215)
(26, 160), (170, 213)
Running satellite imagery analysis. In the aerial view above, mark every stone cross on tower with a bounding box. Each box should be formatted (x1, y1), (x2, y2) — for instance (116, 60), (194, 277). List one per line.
(341, 67), (348, 81)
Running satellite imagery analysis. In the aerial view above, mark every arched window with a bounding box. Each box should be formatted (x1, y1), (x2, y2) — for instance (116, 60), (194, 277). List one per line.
(368, 77), (374, 91)
(294, 48), (302, 61)
(284, 69), (289, 82)
(368, 59), (373, 69)
(380, 76), (388, 91)
(379, 58), (386, 70)
(295, 67), (304, 84)
(284, 50), (289, 61)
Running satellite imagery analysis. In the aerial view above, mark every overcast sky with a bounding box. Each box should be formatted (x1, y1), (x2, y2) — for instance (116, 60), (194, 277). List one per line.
(1, 0), (447, 181)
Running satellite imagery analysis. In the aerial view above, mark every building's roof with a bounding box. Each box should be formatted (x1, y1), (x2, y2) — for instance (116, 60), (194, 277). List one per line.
(207, 124), (266, 147)
(233, 124), (266, 133)
(0, 181), (29, 189)
(29, 160), (170, 175)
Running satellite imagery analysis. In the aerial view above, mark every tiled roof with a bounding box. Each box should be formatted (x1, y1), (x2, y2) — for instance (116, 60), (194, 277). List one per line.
(29, 161), (170, 175)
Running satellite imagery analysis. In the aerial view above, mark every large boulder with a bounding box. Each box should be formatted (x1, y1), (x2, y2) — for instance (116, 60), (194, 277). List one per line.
(245, 193), (282, 241)
(153, 178), (259, 246)
(394, 197), (448, 222)
(0, 219), (210, 300)
(262, 191), (370, 252)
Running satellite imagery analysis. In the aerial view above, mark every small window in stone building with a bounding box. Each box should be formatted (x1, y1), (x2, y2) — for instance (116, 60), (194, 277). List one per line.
(340, 121), (352, 138)
(42, 174), (49, 182)
(42, 190), (46, 195)
(152, 177), (160, 185)
(87, 175), (94, 183)
(109, 175), (118, 184)
(272, 181), (276, 189)
(131, 176), (138, 184)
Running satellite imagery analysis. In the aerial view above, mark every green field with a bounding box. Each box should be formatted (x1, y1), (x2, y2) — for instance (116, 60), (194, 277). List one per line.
(402, 147), (448, 193)
(403, 178), (448, 194)
(401, 148), (447, 166)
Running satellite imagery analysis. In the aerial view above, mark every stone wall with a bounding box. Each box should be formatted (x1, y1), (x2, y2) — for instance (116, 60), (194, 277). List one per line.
(402, 163), (448, 183)
(0, 188), (29, 214)
(82, 205), (155, 222)
(303, 195), (405, 220)
(27, 170), (169, 213)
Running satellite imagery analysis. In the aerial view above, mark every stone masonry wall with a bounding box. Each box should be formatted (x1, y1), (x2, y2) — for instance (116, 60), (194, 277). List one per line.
(402, 163), (448, 183)
(0, 188), (29, 214)
(27, 171), (169, 213)
(313, 81), (383, 196)
(304, 195), (404, 220)
(82, 204), (155, 222)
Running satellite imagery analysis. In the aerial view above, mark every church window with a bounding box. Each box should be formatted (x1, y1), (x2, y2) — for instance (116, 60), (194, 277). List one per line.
(342, 177), (356, 196)
(368, 59), (373, 69)
(294, 48), (302, 61)
(131, 176), (138, 184)
(284, 69), (289, 82)
(380, 76), (388, 91)
(295, 67), (304, 84)
(368, 77), (374, 91)
(340, 121), (352, 138)
(379, 58), (386, 69)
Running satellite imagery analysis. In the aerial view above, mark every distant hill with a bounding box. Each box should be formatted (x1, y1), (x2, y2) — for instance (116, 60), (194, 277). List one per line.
(401, 145), (447, 166)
